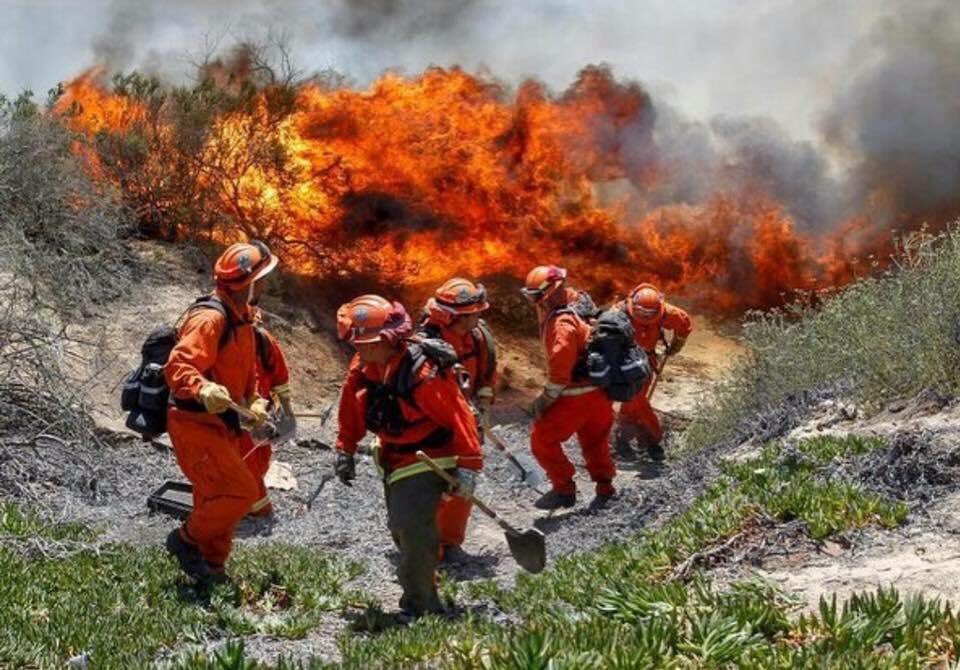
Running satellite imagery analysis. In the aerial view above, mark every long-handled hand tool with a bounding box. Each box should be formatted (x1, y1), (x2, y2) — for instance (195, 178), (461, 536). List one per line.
(481, 416), (547, 492)
(227, 400), (258, 422)
(301, 473), (334, 511)
(646, 353), (670, 401)
(416, 450), (546, 574)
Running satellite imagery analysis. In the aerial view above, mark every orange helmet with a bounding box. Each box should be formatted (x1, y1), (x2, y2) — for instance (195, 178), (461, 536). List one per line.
(336, 294), (412, 345)
(214, 240), (278, 289)
(627, 283), (665, 323)
(521, 265), (567, 304)
(426, 278), (489, 325)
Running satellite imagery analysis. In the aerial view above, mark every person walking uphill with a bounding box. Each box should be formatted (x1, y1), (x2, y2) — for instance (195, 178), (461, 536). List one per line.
(164, 241), (277, 583)
(420, 278), (498, 561)
(615, 283), (692, 461)
(522, 265), (617, 511)
(333, 295), (484, 616)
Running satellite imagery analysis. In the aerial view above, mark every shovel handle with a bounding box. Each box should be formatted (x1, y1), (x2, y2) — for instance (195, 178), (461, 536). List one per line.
(227, 400), (257, 422)
(646, 354), (670, 400)
(415, 450), (517, 534)
(487, 431), (531, 477)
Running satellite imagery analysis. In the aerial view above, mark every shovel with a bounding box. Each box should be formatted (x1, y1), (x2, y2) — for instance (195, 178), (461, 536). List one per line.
(481, 417), (548, 492)
(416, 450), (546, 574)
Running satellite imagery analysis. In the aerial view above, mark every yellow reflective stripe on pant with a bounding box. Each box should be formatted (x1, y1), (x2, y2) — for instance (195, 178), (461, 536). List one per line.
(387, 457), (458, 485)
(372, 442), (458, 486)
(251, 496), (271, 513)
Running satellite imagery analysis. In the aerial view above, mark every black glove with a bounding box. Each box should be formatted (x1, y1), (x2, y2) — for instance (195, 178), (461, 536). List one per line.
(334, 451), (356, 487)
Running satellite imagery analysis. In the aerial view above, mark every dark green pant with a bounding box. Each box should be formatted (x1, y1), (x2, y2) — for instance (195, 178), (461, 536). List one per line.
(385, 471), (450, 615)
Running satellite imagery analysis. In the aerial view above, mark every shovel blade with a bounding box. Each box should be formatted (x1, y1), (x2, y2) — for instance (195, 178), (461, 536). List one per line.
(505, 527), (547, 574)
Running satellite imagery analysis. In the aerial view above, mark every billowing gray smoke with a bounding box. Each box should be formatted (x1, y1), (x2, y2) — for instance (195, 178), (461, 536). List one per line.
(821, 4), (960, 226)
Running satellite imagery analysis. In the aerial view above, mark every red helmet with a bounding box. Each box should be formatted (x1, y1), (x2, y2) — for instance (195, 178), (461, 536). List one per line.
(627, 283), (665, 323)
(337, 294), (412, 345)
(521, 265), (567, 304)
(214, 240), (278, 289)
(426, 278), (489, 325)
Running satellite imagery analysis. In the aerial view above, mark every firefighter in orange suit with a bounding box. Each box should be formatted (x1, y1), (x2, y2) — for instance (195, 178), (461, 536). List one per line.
(333, 295), (483, 616)
(615, 283), (692, 460)
(522, 265), (616, 511)
(419, 278), (497, 561)
(164, 241), (277, 582)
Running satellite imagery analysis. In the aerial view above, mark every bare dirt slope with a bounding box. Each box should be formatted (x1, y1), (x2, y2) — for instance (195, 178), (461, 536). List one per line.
(716, 393), (960, 609)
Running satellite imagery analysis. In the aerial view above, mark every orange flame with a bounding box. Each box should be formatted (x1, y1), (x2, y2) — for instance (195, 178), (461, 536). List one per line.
(54, 64), (871, 312)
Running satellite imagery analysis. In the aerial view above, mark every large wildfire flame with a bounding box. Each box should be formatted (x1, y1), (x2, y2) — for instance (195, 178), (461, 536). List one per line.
(54, 62), (890, 313)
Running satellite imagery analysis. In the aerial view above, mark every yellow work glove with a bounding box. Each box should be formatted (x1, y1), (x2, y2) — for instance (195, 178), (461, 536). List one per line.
(198, 382), (232, 414)
(243, 397), (270, 431)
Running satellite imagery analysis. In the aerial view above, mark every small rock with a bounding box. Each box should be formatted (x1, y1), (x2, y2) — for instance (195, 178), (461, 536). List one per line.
(820, 540), (845, 558)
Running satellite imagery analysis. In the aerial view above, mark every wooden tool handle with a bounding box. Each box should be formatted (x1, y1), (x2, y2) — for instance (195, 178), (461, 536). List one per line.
(415, 450), (505, 527)
(227, 400), (257, 421)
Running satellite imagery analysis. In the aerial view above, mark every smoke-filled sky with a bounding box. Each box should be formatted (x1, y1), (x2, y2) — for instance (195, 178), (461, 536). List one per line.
(0, 0), (943, 141)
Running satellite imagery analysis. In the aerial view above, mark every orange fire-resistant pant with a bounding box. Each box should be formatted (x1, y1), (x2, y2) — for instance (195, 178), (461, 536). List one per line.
(168, 409), (259, 568)
(618, 372), (662, 444)
(530, 389), (616, 496)
(238, 433), (273, 516)
(436, 494), (472, 549)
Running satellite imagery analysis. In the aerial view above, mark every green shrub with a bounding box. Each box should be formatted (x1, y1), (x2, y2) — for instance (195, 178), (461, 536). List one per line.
(684, 228), (960, 452)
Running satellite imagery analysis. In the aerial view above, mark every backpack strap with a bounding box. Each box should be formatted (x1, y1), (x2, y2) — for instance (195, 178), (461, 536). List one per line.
(418, 323), (443, 340)
(472, 319), (497, 382)
(253, 325), (274, 371)
(394, 346), (423, 400)
(179, 295), (236, 350)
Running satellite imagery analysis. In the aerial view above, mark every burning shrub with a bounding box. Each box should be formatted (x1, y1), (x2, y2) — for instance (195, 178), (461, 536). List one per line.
(51, 54), (870, 314)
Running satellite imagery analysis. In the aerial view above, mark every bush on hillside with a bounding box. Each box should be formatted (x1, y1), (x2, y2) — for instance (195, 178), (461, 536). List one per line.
(685, 226), (960, 451)
(0, 91), (133, 316)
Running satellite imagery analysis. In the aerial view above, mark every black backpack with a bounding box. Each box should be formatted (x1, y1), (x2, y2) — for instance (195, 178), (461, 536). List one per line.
(363, 338), (459, 438)
(582, 309), (651, 402)
(120, 296), (234, 439)
(418, 319), (498, 385)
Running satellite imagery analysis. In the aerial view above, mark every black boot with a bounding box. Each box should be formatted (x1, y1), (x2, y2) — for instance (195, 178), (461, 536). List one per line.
(589, 491), (618, 511)
(612, 423), (638, 460)
(534, 489), (576, 510)
(165, 528), (209, 581)
(646, 442), (666, 462)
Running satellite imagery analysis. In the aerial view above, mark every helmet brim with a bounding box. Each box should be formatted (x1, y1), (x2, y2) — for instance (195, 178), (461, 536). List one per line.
(251, 254), (279, 283)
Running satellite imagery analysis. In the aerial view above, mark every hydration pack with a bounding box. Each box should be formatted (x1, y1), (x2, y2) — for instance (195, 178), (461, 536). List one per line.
(582, 309), (651, 402)
(363, 338), (459, 437)
(120, 296), (234, 439)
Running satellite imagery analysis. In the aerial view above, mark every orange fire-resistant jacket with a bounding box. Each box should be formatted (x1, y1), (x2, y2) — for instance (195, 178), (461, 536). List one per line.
(617, 300), (693, 354)
(539, 288), (594, 393)
(421, 320), (497, 401)
(166, 291), (258, 413)
(335, 346), (483, 485)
